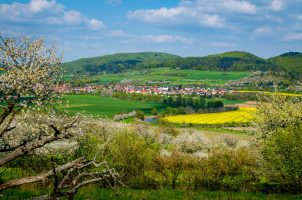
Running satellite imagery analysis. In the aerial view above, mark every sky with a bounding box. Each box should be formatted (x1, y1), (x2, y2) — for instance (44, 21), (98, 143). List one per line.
(0, 0), (302, 61)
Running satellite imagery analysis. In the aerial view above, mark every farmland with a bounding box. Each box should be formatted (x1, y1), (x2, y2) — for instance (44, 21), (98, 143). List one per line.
(67, 67), (250, 86)
(238, 90), (302, 97)
(58, 95), (165, 117)
(163, 107), (255, 125)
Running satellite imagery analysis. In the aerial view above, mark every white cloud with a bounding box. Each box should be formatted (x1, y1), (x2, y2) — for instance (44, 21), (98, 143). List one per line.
(127, 0), (257, 28)
(184, 0), (257, 14)
(109, 30), (129, 37)
(254, 27), (272, 34)
(0, 0), (105, 30)
(284, 33), (302, 41)
(28, 0), (60, 13)
(290, 14), (302, 21)
(127, 6), (225, 28)
(88, 19), (106, 30)
(207, 42), (235, 48)
(269, 0), (284, 11)
(142, 34), (193, 44)
(264, 14), (283, 23)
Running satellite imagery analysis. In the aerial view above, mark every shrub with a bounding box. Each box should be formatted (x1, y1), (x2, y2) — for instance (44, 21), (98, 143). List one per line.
(136, 110), (145, 120)
(193, 146), (259, 191)
(154, 150), (196, 189)
(253, 94), (302, 192)
(102, 131), (159, 188)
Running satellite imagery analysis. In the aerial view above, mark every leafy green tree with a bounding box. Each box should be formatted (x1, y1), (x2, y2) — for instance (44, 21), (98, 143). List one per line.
(253, 94), (302, 192)
(187, 97), (194, 107)
(136, 110), (145, 120)
(199, 96), (206, 109)
(151, 108), (158, 116)
(177, 106), (186, 114)
(176, 95), (183, 106)
(167, 96), (174, 106)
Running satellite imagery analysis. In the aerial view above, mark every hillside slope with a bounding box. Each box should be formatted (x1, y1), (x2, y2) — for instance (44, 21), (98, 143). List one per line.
(162, 51), (280, 72)
(62, 51), (302, 80)
(269, 52), (302, 79)
(63, 52), (180, 75)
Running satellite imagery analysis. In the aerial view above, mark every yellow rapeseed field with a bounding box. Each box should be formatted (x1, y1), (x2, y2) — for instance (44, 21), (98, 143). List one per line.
(163, 107), (256, 125)
(238, 90), (302, 97)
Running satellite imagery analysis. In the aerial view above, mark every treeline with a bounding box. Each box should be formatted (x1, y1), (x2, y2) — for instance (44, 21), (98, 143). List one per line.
(63, 52), (179, 76)
(163, 95), (223, 110)
(112, 92), (225, 113)
(63, 51), (285, 76)
(112, 92), (163, 103)
(158, 56), (280, 72)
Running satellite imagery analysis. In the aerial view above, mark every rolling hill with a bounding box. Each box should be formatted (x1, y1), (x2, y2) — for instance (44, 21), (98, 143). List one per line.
(62, 52), (180, 75)
(162, 51), (280, 72)
(269, 52), (302, 79)
(62, 51), (302, 80)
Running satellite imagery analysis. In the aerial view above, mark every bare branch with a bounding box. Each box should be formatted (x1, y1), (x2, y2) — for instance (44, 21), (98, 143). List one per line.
(0, 157), (85, 190)
(0, 124), (74, 166)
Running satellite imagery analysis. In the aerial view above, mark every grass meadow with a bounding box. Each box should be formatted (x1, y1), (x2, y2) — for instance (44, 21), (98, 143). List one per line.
(58, 95), (166, 117)
(66, 68), (249, 86)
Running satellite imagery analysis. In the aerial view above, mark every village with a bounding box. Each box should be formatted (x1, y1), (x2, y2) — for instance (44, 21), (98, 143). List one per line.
(55, 84), (230, 96)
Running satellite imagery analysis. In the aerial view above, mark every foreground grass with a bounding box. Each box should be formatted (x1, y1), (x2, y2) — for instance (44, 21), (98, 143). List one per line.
(2, 187), (302, 200)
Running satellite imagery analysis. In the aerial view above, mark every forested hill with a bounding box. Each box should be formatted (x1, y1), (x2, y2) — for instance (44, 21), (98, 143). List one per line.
(161, 51), (280, 72)
(269, 52), (302, 80)
(62, 52), (180, 75)
(62, 51), (302, 79)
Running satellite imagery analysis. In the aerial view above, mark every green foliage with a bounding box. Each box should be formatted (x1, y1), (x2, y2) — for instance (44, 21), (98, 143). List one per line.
(151, 108), (158, 116)
(261, 125), (302, 191)
(269, 52), (302, 80)
(75, 132), (104, 161)
(136, 110), (145, 120)
(163, 51), (280, 72)
(154, 150), (195, 189)
(102, 131), (159, 187)
(254, 94), (302, 192)
(193, 146), (259, 191)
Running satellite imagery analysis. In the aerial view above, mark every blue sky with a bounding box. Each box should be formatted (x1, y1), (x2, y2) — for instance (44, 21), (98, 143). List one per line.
(0, 0), (302, 61)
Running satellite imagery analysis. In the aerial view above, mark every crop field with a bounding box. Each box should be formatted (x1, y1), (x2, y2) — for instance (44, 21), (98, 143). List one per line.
(163, 107), (255, 125)
(58, 95), (165, 117)
(67, 68), (249, 86)
(237, 90), (302, 97)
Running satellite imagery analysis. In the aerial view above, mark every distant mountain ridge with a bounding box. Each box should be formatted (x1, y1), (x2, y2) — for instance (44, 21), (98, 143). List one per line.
(62, 51), (302, 80)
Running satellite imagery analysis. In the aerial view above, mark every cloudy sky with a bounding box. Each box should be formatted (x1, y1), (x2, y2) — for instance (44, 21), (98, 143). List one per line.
(0, 0), (302, 61)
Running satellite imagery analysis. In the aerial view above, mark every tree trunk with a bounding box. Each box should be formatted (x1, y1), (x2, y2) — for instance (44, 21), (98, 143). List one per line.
(0, 157), (85, 190)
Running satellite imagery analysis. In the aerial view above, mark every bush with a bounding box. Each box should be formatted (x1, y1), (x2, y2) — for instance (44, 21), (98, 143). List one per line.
(253, 94), (302, 192)
(102, 131), (159, 188)
(136, 110), (145, 120)
(260, 124), (302, 192)
(193, 146), (259, 191)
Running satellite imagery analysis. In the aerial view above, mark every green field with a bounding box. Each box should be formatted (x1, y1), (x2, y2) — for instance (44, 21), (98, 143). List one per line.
(57, 95), (246, 118)
(58, 95), (165, 117)
(67, 68), (249, 86)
